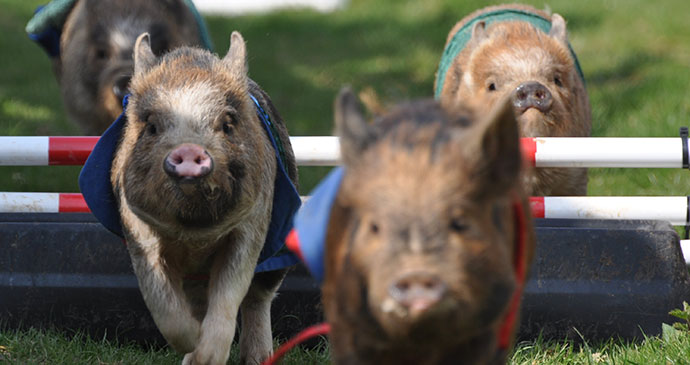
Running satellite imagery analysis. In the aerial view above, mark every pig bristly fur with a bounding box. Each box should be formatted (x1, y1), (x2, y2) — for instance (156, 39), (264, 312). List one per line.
(435, 4), (591, 196)
(321, 88), (535, 365)
(85, 32), (300, 365)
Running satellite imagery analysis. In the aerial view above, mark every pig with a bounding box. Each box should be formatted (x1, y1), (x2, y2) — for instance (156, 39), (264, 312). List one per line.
(320, 88), (536, 364)
(435, 4), (591, 196)
(35, 0), (209, 135)
(105, 32), (298, 365)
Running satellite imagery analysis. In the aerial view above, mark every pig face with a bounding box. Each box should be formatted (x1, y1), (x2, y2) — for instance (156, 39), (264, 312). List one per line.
(441, 14), (590, 138)
(59, 0), (204, 135)
(114, 33), (270, 240)
(324, 89), (533, 352)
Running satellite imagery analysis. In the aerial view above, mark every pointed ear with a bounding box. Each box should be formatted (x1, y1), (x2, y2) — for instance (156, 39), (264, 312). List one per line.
(334, 87), (375, 166)
(134, 33), (157, 76)
(461, 95), (521, 197)
(470, 21), (489, 44)
(549, 13), (569, 45)
(223, 31), (248, 82)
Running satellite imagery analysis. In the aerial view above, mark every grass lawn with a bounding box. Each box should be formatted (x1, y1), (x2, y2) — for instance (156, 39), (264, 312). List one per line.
(1, 0), (690, 363)
(1, 325), (689, 364)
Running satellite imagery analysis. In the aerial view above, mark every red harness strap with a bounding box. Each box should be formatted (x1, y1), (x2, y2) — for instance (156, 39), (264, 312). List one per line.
(263, 198), (528, 364)
(497, 198), (528, 349)
(261, 323), (330, 365)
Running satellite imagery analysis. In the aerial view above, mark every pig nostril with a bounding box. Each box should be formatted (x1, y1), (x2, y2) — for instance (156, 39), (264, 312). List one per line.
(164, 144), (214, 179)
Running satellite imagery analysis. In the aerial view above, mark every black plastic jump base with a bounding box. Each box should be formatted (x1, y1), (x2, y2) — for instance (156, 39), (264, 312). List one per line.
(1, 213), (689, 345)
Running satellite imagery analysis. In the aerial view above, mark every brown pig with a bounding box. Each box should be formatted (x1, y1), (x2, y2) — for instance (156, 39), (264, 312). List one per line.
(81, 31), (300, 365)
(435, 4), (591, 196)
(28, 0), (210, 135)
(320, 89), (535, 364)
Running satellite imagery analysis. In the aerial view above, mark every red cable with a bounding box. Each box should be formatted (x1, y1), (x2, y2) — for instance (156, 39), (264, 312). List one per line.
(261, 323), (331, 365)
(497, 198), (528, 349)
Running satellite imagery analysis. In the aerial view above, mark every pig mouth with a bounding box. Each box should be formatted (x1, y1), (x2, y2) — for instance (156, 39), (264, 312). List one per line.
(375, 295), (460, 339)
(516, 108), (556, 136)
(174, 178), (221, 200)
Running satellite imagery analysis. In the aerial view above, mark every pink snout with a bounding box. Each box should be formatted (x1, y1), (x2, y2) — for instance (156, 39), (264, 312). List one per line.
(164, 143), (213, 179)
(388, 272), (447, 317)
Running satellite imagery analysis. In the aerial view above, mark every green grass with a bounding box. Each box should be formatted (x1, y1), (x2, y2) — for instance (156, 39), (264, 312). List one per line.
(2, 326), (689, 364)
(0, 326), (330, 364)
(2, 0), (690, 363)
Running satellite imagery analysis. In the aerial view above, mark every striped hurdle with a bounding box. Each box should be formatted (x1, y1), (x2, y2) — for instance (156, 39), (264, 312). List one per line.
(2, 135), (689, 264)
(1, 192), (686, 224)
(0, 136), (688, 167)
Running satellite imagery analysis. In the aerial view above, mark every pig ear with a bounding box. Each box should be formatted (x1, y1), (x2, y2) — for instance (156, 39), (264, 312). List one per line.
(134, 33), (157, 76)
(335, 87), (375, 166)
(470, 21), (489, 44)
(461, 95), (521, 196)
(223, 31), (248, 81)
(549, 14), (569, 45)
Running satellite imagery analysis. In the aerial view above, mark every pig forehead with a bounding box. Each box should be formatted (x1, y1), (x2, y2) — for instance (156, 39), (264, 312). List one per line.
(108, 18), (153, 49)
(155, 82), (230, 119)
(350, 150), (472, 208)
(487, 46), (568, 75)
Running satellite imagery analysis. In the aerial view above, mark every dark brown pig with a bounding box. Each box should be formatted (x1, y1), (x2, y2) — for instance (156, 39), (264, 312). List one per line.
(106, 32), (298, 365)
(321, 89), (535, 364)
(435, 4), (591, 196)
(32, 0), (209, 135)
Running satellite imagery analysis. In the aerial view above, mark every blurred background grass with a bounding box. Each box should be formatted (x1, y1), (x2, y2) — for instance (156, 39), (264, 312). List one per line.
(1, 0), (689, 196)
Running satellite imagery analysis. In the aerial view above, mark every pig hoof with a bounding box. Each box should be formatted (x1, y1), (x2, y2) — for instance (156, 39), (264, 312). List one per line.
(181, 353), (194, 365)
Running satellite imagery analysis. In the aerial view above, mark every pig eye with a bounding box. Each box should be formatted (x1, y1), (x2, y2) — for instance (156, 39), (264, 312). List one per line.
(554, 77), (563, 87)
(487, 83), (497, 92)
(369, 222), (379, 235)
(95, 48), (108, 60)
(222, 112), (236, 135)
(147, 123), (157, 135)
(449, 218), (468, 233)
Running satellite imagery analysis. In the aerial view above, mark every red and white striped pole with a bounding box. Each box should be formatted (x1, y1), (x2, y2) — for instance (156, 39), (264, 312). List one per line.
(1, 193), (688, 264)
(529, 196), (688, 225)
(0, 137), (96, 166)
(0, 192), (89, 213)
(0, 136), (688, 168)
(1, 193), (687, 224)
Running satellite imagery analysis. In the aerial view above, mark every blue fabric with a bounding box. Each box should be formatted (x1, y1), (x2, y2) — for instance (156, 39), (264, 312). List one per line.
(79, 94), (301, 273)
(27, 5), (62, 58)
(27, 0), (214, 58)
(290, 167), (345, 283)
(79, 95), (129, 237)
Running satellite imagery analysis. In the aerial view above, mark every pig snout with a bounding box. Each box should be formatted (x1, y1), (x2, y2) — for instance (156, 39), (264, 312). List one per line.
(112, 75), (131, 104)
(513, 81), (553, 114)
(164, 144), (213, 180)
(387, 272), (447, 317)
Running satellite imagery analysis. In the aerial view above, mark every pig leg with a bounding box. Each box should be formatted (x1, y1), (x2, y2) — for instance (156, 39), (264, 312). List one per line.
(127, 242), (201, 352)
(183, 223), (267, 365)
(238, 269), (288, 364)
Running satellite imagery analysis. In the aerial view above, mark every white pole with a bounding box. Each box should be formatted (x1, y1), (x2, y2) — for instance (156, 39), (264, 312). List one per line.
(289, 136), (340, 166)
(533, 137), (683, 168)
(0, 192), (59, 213)
(680, 240), (690, 265)
(540, 196), (688, 226)
(0, 137), (49, 166)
